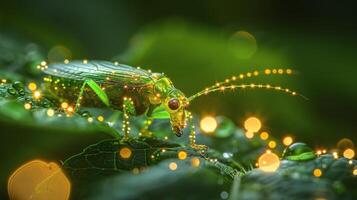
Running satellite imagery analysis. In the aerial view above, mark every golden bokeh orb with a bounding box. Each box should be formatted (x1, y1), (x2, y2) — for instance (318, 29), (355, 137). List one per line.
(244, 117), (261, 133)
(313, 168), (322, 177)
(200, 116), (218, 133)
(282, 136), (293, 146)
(343, 148), (355, 159)
(191, 157), (200, 167)
(245, 131), (254, 139)
(258, 151), (280, 172)
(178, 151), (188, 160)
(260, 131), (269, 140)
(268, 140), (277, 149)
(27, 82), (37, 91)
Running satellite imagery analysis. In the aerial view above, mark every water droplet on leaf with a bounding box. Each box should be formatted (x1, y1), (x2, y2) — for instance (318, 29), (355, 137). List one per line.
(282, 143), (316, 161)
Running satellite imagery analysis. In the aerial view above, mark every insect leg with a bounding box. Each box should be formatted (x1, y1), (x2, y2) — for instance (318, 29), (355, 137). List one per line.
(187, 112), (208, 154)
(74, 79), (110, 111)
(139, 105), (157, 137)
(121, 97), (135, 141)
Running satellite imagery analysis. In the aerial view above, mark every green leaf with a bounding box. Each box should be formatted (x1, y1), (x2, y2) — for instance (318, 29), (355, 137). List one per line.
(86, 79), (110, 107)
(151, 104), (170, 119)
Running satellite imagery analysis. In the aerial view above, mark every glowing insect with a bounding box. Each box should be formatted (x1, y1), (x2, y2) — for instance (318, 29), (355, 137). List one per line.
(42, 60), (305, 151)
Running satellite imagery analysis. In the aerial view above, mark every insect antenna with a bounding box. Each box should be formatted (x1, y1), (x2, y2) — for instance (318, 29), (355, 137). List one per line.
(188, 83), (308, 102)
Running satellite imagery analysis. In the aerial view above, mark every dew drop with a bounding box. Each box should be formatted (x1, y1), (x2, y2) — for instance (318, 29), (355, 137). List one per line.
(282, 143), (316, 161)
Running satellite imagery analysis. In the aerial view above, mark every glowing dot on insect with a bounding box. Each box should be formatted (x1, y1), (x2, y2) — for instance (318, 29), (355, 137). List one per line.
(24, 103), (31, 110)
(47, 109), (55, 117)
(260, 131), (269, 140)
(244, 117), (261, 133)
(161, 149), (166, 153)
(191, 157), (200, 167)
(27, 82), (37, 91)
(64, 59), (69, 64)
(97, 115), (104, 122)
(343, 148), (355, 159)
(272, 69), (277, 74)
(83, 59), (88, 64)
(200, 116), (217, 133)
(245, 131), (254, 139)
(119, 147), (132, 159)
(258, 151), (280, 172)
(313, 168), (322, 177)
(282, 136), (293, 146)
(268, 140), (277, 149)
(1, 79), (6, 83)
(278, 69), (283, 74)
(40, 61), (47, 66)
(61, 102), (68, 109)
(286, 69), (292, 74)
(316, 150), (322, 156)
(33, 91), (41, 99)
(322, 149), (327, 154)
(164, 136), (168, 140)
(169, 162), (178, 171)
(264, 69), (271, 75)
(349, 160), (353, 165)
(178, 151), (187, 160)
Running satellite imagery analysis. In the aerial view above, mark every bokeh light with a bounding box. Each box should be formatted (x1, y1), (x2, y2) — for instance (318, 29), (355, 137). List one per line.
(228, 31), (257, 59)
(178, 151), (187, 160)
(337, 138), (354, 151)
(258, 151), (280, 172)
(27, 82), (37, 91)
(260, 131), (269, 140)
(313, 168), (322, 177)
(268, 140), (277, 149)
(47, 109), (55, 117)
(245, 131), (254, 139)
(343, 148), (355, 159)
(119, 147), (132, 159)
(24, 103), (31, 110)
(200, 116), (217, 133)
(191, 157), (200, 167)
(282, 136), (293, 146)
(244, 117), (261, 133)
(169, 162), (178, 170)
(8, 160), (70, 200)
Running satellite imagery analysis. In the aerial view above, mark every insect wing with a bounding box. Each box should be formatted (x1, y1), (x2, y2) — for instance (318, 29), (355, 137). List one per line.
(44, 60), (152, 87)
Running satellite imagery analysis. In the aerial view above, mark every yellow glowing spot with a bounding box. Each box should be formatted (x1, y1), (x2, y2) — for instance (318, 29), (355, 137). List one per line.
(64, 59), (69, 64)
(316, 150), (322, 156)
(343, 148), (355, 159)
(200, 116), (217, 133)
(83, 59), (88, 64)
(260, 131), (269, 140)
(24, 103), (31, 110)
(27, 82), (37, 91)
(244, 117), (261, 133)
(286, 69), (292, 74)
(268, 140), (276, 149)
(119, 147), (132, 159)
(1, 79), (7, 83)
(33, 91), (41, 99)
(282, 136), (293, 146)
(178, 151), (188, 160)
(66, 106), (74, 113)
(40, 61), (47, 66)
(353, 168), (357, 176)
(264, 69), (271, 75)
(272, 69), (277, 74)
(61, 102), (68, 109)
(8, 160), (71, 200)
(164, 136), (168, 140)
(169, 162), (178, 171)
(191, 157), (200, 167)
(97, 115), (104, 122)
(47, 109), (55, 117)
(245, 131), (254, 139)
(87, 117), (93, 123)
(322, 149), (327, 154)
(313, 168), (322, 177)
(258, 151), (280, 172)
(278, 69), (283, 74)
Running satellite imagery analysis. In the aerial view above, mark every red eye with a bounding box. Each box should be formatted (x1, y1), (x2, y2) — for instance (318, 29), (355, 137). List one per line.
(168, 98), (180, 110)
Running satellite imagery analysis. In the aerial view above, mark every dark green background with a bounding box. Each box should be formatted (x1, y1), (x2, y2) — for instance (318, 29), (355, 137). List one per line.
(1, 0), (356, 145)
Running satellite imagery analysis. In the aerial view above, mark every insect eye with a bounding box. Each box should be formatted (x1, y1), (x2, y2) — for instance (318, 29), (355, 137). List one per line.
(168, 98), (180, 110)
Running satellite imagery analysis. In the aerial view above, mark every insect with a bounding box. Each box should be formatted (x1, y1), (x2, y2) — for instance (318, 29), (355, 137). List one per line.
(42, 60), (305, 152)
